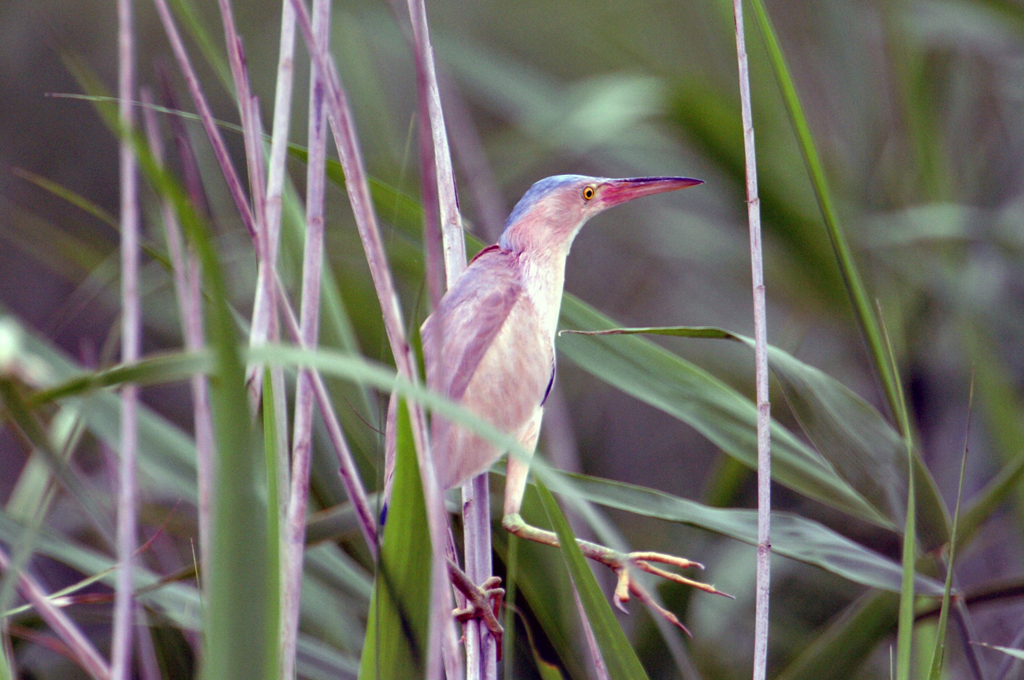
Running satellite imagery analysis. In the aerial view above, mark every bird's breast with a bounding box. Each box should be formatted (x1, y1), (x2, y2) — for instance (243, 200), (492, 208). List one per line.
(516, 249), (569, 344)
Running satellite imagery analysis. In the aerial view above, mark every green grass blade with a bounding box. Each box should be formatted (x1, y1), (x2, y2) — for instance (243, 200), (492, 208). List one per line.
(10, 167), (118, 228)
(67, 55), (272, 680)
(1, 306), (199, 500)
(535, 477), (650, 680)
(566, 323), (950, 549)
(492, 488), (594, 679)
(358, 398), (431, 680)
(0, 380), (113, 543)
(775, 591), (900, 680)
(973, 643), (1024, 661)
(28, 349), (212, 406)
(878, 318), (915, 680)
(261, 368), (282, 680)
(896, 472), (916, 680)
(926, 380), (973, 679)
(0, 642), (12, 680)
(557, 297), (891, 528)
(23, 333), (940, 602)
(184, 169), (269, 680)
(563, 473), (944, 596)
(746, 0), (903, 429)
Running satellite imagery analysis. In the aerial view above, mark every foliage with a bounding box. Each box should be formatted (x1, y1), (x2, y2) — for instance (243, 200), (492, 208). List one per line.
(1, 0), (1022, 678)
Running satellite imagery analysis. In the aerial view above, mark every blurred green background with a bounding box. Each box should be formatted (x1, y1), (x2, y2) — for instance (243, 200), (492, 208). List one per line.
(1, 0), (1023, 678)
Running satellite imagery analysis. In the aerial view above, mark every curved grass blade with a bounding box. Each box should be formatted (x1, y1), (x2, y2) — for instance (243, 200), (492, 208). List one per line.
(27, 336), (938, 598)
(25, 340), (940, 595)
(745, 0), (903, 429)
(563, 323), (949, 548)
(973, 643), (1024, 662)
(11, 167), (117, 228)
(28, 350), (212, 407)
(556, 298), (890, 528)
(535, 477), (649, 680)
(492, 487), (594, 680)
(562, 473), (944, 596)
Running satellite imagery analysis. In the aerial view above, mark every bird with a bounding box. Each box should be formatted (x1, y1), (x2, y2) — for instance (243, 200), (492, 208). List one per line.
(398, 174), (727, 633)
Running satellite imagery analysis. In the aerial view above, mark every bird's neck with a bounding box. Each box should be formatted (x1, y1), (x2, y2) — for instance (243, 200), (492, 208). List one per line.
(515, 244), (571, 341)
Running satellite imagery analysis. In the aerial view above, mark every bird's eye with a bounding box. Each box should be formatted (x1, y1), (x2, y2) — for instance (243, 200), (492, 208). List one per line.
(582, 186), (596, 201)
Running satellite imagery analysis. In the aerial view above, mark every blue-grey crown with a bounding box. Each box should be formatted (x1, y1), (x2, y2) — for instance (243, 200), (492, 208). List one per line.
(502, 174), (591, 233)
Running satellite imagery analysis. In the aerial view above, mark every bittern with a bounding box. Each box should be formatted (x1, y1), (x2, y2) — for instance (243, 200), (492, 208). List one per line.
(409, 174), (725, 632)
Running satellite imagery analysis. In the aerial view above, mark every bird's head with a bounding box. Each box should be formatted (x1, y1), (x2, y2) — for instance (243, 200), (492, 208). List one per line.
(498, 174), (702, 255)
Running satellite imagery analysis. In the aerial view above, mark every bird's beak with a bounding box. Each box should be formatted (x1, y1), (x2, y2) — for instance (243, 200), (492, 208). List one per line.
(598, 176), (703, 209)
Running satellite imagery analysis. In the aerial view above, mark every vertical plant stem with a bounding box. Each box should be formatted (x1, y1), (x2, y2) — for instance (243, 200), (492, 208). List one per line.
(260, 368), (282, 680)
(141, 89), (215, 583)
(416, 82), (445, 309)
(273, 275), (379, 553)
(250, 2), (297, 511)
(927, 379), (973, 680)
(215, 0), (266, 248)
(152, 0), (257, 243)
(746, 0), (902, 427)
(134, 605), (161, 680)
(264, 0), (296, 281)
(0, 548), (110, 680)
(880, 309), (916, 680)
(262, 2), (299, 663)
(280, 0), (331, 676)
(405, 0), (466, 277)
(404, 0), (494, 675)
(731, 0), (771, 678)
(112, 0), (139, 676)
(287, 1), (460, 676)
(158, 0), (377, 569)
(212, 0), (280, 414)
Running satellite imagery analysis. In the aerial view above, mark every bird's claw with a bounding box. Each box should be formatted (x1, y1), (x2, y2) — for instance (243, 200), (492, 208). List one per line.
(603, 550), (732, 634)
(448, 566), (505, 649)
(502, 514), (729, 635)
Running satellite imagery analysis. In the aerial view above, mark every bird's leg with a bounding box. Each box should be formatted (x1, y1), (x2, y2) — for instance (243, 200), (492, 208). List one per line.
(502, 431), (731, 632)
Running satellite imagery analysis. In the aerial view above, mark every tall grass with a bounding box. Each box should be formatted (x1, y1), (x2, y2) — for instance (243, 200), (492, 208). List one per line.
(1, 0), (1022, 678)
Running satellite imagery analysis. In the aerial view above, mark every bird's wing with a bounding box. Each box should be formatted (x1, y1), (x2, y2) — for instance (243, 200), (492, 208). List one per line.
(421, 247), (524, 402)
(421, 247), (554, 489)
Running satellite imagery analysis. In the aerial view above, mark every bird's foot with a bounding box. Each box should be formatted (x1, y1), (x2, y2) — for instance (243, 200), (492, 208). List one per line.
(447, 561), (504, 646)
(607, 552), (732, 634)
(502, 513), (731, 633)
